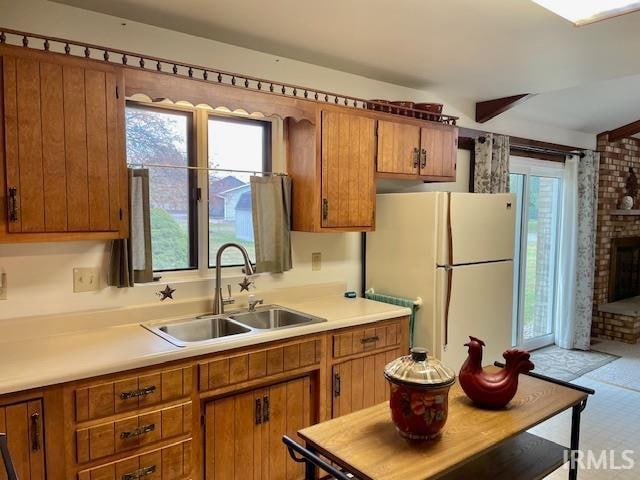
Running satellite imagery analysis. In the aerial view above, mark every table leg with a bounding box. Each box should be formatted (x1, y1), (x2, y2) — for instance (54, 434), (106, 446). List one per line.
(569, 399), (588, 480)
(305, 443), (317, 480)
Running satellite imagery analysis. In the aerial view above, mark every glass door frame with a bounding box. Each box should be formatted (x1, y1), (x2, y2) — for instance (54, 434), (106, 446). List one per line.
(510, 156), (564, 350)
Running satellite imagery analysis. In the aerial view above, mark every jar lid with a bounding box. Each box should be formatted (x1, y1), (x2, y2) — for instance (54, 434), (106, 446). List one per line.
(384, 348), (456, 388)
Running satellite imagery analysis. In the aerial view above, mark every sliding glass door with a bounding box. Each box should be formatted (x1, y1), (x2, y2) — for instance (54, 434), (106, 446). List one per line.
(510, 157), (564, 350)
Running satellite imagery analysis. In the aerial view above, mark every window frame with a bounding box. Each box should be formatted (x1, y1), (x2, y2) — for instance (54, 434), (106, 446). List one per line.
(125, 101), (199, 273)
(125, 101), (274, 276)
(509, 156), (564, 350)
(205, 113), (272, 269)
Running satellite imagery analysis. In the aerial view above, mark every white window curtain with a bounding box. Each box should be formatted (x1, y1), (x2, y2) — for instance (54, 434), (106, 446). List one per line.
(555, 151), (600, 350)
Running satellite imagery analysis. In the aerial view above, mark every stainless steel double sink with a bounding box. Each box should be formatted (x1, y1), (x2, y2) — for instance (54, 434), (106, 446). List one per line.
(143, 306), (326, 347)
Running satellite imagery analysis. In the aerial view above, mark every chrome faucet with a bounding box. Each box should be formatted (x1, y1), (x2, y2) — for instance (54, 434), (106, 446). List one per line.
(248, 294), (264, 312)
(213, 243), (255, 315)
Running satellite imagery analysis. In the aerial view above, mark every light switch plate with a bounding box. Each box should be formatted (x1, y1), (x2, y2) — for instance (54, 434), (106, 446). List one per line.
(311, 252), (321, 271)
(73, 267), (100, 293)
(0, 273), (6, 300)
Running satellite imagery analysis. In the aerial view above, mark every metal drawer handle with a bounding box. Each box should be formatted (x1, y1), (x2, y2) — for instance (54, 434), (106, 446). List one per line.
(7, 187), (18, 223)
(412, 147), (420, 168)
(120, 385), (156, 400)
(120, 423), (155, 440)
(30, 412), (40, 451)
(333, 372), (341, 397)
(255, 398), (262, 425)
(263, 395), (270, 423)
(360, 335), (379, 344)
(420, 148), (427, 168)
(122, 465), (156, 480)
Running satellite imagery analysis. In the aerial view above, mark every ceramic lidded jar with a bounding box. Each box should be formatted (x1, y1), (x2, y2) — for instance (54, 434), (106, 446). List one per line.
(384, 348), (456, 440)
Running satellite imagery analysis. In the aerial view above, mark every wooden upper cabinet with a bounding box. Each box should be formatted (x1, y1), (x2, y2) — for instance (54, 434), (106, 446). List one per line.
(0, 399), (45, 480)
(287, 106), (376, 232)
(320, 110), (375, 230)
(376, 121), (421, 176)
(420, 123), (458, 179)
(375, 118), (458, 182)
(0, 47), (128, 242)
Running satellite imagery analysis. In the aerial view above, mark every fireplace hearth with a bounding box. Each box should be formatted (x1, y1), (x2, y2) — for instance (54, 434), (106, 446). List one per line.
(609, 237), (640, 302)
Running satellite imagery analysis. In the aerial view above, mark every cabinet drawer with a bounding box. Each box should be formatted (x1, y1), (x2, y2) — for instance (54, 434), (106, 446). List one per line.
(75, 366), (193, 422)
(199, 338), (321, 392)
(77, 438), (191, 480)
(76, 402), (192, 464)
(332, 320), (402, 359)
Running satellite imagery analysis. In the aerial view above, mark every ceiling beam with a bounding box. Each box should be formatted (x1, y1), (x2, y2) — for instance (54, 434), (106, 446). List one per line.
(603, 119), (640, 142)
(475, 94), (534, 123)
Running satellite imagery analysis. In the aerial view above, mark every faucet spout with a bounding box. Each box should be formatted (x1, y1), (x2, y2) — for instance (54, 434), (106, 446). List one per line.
(213, 243), (255, 315)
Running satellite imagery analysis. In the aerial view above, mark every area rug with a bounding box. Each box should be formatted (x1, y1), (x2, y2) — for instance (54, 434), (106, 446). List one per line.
(584, 345), (640, 392)
(529, 345), (619, 382)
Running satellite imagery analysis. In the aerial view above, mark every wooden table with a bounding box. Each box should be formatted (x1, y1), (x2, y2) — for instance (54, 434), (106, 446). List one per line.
(290, 367), (593, 480)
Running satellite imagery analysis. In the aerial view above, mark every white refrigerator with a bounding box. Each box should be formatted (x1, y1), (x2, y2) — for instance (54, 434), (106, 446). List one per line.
(366, 192), (516, 370)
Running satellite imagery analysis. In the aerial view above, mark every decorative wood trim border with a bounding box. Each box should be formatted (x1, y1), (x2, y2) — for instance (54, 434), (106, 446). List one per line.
(0, 27), (458, 125)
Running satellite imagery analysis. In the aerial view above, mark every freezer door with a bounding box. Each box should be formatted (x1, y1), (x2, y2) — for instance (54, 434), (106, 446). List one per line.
(440, 193), (516, 265)
(436, 260), (514, 371)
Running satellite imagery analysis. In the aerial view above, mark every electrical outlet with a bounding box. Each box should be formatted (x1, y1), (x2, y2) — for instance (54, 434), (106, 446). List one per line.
(311, 252), (321, 271)
(0, 273), (6, 300)
(73, 267), (101, 293)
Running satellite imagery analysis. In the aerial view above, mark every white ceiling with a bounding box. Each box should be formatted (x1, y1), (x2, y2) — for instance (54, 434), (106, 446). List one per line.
(53, 0), (640, 136)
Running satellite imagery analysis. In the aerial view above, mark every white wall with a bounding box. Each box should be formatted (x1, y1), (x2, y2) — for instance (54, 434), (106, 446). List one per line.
(0, 0), (594, 320)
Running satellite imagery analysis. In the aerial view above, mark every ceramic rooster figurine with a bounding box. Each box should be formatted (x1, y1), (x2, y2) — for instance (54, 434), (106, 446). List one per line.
(459, 336), (534, 408)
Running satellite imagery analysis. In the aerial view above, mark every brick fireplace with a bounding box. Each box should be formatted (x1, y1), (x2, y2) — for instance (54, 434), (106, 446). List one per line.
(591, 135), (640, 343)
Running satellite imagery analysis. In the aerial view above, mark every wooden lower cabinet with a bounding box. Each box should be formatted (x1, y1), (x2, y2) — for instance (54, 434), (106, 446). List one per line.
(77, 439), (191, 480)
(0, 317), (407, 480)
(332, 348), (401, 418)
(0, 399), (45, 480)
(204, 376), (312, 480)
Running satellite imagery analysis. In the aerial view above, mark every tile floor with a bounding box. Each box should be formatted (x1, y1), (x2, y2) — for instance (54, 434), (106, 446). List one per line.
(532, 340), (640, 479)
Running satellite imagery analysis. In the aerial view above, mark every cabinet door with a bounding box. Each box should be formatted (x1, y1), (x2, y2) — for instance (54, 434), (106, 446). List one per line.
(419, 124), (458, 179)
(264, 377), (311, 480)
(332, 349), (401, 418)
(376, 120), (421, 176)
(205, 388), (266, 480)
(2, 53), (125, 236)
(204, 377), (312, 480)
(0, 399), (45, 480)
(321, 110), (375, 229)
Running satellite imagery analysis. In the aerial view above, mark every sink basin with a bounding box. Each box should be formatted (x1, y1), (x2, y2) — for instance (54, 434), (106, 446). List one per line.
(229, 307), (325, 330)
(145, 316), (251, 347)
(142, 305), (325, 347)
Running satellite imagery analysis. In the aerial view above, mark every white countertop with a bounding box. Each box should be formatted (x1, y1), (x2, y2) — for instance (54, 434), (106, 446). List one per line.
(0, 295), (410, 395)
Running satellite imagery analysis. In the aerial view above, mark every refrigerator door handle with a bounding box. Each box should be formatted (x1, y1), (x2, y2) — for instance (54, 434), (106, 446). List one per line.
(444, 266), (453, 350)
